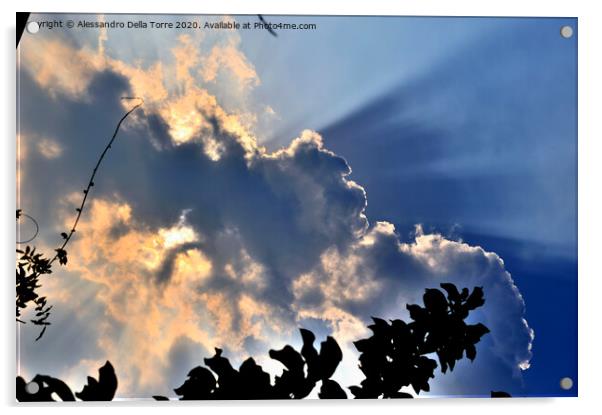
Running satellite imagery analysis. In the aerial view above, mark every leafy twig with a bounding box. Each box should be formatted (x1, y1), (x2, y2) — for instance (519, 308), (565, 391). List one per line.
(48, 97), (144, 267)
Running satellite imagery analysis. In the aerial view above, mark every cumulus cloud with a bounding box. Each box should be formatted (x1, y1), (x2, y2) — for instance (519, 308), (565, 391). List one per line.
(292, 222), (534, 373)
(17, 16), (533, 398)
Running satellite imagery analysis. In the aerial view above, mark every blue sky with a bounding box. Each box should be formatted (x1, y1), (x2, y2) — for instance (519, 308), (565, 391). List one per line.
(315, 16), (578, 396)
(17, 14), (576, 398)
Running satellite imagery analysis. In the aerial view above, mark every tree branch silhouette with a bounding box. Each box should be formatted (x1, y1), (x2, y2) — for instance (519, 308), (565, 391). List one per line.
(49, 97), (144, 267)
(16, 97), (144, 340)
(349, 284), (490, 398)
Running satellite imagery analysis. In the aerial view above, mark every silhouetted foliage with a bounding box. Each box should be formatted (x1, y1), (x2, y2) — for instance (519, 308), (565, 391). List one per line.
(17, 361), (117, 402)
(15, 98), (143, 340)
(17, 284), (492, 401)
(157, 329), (345, 400)
(16, 243), (55, 341)
(76, 361), (119, 400)
(349, 284), (489, 398)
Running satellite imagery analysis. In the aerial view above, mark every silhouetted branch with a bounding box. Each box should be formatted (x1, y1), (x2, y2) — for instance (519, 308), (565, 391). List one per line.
(48, 97), (144, 267)
(349, 284), (489, 398)
(16, 98), (143, 340)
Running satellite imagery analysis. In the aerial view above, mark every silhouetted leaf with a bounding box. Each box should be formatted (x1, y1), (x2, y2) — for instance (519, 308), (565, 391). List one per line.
(465, 287), (485, 310)
(368, 317), (390, 335)
(269, 345), (304, 374)
(204, 348), (236, 380)
(406, 304), (427, 321)
(300, 328), (319, 380)
(467, 323), (490, 341)
(465, 344), (477, 361)
(153, 395), (170, 400)
(319, 380), (347, 399)
(75, 361), (117, 401)
(174, 366), (215, 400)
(318, 336), (343, 380)
(440, 283), (461, 302)
(423, 289), (448, 314)
(239, 357), (273, 399)
(353, 338), (371, 353)
(54, 248), (68, 265)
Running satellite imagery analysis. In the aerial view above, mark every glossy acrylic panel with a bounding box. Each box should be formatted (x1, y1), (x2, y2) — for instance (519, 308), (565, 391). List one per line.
(16, 13), (577, 401)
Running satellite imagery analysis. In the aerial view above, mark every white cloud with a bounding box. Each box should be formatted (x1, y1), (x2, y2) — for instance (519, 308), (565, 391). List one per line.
(293, 221), (534, 375)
